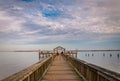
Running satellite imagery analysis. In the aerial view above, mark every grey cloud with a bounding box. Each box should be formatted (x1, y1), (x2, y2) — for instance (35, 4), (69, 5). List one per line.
(0, 0), (120, 45)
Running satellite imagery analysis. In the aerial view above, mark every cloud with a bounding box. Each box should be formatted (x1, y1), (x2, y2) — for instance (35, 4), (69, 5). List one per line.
(0, 0), (120, 46)
(0, 11), (25, 33)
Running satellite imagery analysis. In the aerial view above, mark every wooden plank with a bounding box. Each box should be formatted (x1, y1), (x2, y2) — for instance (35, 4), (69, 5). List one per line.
(41, 55), (83, 81)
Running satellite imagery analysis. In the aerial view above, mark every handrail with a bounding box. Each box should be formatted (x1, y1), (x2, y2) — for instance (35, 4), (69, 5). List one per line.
(64, 55), (120, 81)
(1, 55), (56, 81)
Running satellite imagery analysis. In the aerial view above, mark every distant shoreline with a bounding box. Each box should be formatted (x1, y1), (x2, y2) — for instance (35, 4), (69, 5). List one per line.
(0, 50), (39, 52)
(0, 50), (120, 52)
(77, 50), (120, 52)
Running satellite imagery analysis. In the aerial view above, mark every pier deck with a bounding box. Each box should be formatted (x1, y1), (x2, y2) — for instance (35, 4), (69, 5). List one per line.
(2, 46), (119, 81)
(41, 55), (83, 81)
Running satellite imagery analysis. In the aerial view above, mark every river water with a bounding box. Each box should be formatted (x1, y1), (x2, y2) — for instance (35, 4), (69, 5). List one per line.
(0, 52), (39, 80)
(77, 51), (120, 74)
(0, 51), (120, 80)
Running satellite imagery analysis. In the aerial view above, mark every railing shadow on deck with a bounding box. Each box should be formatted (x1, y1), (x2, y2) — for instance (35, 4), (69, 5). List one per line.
(1, 55), (56, 81)
(63, 54), (120, 81)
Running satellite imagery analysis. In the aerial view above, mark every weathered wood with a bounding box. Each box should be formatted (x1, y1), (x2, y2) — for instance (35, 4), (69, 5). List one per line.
(1, 55), (55, 81)
(41, 55), (83, 81)
(2, 46), (119, 81)
(64, 55), (120, 81)
(39, 50), (54, 59)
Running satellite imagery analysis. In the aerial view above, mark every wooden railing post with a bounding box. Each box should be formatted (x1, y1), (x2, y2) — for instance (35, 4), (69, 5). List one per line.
(1, 55), (56, 81)
(63, 55), (120, 81)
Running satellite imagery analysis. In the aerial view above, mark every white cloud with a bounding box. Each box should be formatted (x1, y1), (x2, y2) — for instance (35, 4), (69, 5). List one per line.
(59, 0), (120, 35)
(0, 0), (120, 45)
(0, 11), (25, 33)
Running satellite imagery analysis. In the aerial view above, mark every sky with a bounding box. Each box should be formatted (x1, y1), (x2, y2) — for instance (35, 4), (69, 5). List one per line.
(0, 0), (120, 50)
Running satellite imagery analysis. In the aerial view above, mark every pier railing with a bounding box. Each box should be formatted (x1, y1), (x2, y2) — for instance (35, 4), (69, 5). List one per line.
(64, 55), (120, 81)
(1, 55), (55, 81)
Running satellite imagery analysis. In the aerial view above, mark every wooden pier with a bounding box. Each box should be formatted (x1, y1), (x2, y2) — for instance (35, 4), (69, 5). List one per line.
(41, 55), (83, 81)
(1, 46), (120, 81)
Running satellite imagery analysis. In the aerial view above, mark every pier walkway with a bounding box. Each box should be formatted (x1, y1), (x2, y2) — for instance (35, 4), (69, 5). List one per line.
(41, 55), (83, 81)
(1, 46), (120, 81)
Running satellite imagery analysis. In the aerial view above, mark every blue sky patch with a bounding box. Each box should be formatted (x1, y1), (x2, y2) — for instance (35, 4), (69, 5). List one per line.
(0, 0), (120, 49)
(22, 0), (33, 2)
(41, 6), (62, 19)
(42, 11), (61, 18)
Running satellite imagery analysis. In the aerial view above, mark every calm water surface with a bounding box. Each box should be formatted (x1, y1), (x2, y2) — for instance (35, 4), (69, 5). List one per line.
(0, 52), (39, 80)
(78, 51), (120, 74)
(0, 51), (120, 80)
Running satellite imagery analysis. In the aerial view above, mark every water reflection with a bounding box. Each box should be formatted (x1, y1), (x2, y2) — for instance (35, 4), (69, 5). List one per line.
(92, 53), (94, 56)
(0, 52), (39, 80)
(110, 54), (112, 57)
(117, 54), (119, 58)
(77, 51), (120, 73)
(103, 53), (105, 56)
